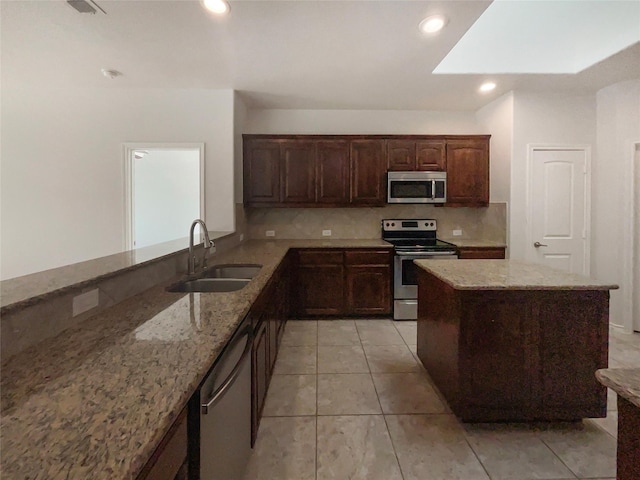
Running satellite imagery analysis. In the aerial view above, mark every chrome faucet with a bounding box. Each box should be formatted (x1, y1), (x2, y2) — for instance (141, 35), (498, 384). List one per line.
(188, 219), (215, 276)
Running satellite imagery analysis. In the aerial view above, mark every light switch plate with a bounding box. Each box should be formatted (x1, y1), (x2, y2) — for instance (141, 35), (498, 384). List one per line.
(73, 288), (99, 317)
(453, 229), (463, 236)
(322, 230), (332, 237)
(265, 230), (275, 237)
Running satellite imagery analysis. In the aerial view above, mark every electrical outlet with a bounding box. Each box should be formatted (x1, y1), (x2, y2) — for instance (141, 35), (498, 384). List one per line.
(453, 229), (463, 236)
(73, 289), (99, 317)
(322, 229), (332, 237)
(265, 230), (275, 237)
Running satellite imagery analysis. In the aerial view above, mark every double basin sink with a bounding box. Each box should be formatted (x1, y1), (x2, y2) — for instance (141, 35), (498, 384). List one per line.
(167, 264), (262, 293)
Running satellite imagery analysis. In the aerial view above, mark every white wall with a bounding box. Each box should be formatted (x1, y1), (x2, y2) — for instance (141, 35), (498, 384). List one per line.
(234, 93), (250, 205)
(476, 91), (514, 205)
(1, 87), (235, 280)
(246, 109), (482, 135)
(509, 93), (597, 262)
(594, 79), (640, 330)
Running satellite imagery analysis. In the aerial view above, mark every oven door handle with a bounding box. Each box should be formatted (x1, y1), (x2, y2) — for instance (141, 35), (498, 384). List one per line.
(395, 251), (458, 257)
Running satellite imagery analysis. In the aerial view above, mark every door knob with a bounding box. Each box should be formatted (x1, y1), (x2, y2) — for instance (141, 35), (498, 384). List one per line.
(533, 241), (548, 248)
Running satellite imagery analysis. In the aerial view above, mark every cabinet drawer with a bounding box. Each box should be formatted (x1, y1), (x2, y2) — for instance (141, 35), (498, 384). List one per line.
(457, 247), (505, 259)
(344, 250), (391, 266)
(297, 250), (343, 265)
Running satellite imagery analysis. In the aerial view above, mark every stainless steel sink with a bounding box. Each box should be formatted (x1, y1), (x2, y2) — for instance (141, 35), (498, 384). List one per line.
(202, 264), (262, 279)
(167, 278), (251, 293)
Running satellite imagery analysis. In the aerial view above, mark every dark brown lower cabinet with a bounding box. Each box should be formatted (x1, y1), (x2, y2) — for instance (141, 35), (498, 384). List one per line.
(293, 248), (392, 317)
(417, 269), (609, 422)
(251, 254), (290, 446)
(295, 250), (345, 316)
(137, 408), (188, 480)
(251, 317), (269, 446)
(457, 246), (506, 259)
(617, 395), (640, 480)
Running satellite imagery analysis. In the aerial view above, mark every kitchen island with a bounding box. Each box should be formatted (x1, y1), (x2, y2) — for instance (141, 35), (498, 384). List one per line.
(596, 368), (640, 480)
(415, 259), (618, 422)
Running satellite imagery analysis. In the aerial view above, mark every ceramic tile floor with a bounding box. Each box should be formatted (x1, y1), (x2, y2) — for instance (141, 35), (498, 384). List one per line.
(244, 319), (640, 480)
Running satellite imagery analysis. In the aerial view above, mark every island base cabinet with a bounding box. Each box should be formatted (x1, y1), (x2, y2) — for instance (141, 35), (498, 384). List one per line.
(617, 395), (640, 480)
(417, 270), (609, 422)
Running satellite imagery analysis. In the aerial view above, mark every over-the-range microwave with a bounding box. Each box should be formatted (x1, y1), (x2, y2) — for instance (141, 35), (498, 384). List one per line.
(387, 171), (447, 204)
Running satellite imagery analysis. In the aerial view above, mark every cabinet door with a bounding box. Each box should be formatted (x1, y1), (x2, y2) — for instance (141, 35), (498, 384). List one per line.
(316, 140), (350, 204)
(295, 250), (345, 316)
(537, 291), (608, 418)
(350, 140), (386, 205)
(281, 141), (316, 204)
(460, 294), (533, 416)
(416, 140), (446, 171)
(251, 319), (268, 446)
(446, 139), (490, 206)
(243, 140), (281, 205)
(346, 265), (391, 315)
(387, 140), (416, 171)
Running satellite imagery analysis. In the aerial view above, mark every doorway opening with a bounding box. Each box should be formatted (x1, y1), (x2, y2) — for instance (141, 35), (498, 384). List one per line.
(124, 143), (204, 250)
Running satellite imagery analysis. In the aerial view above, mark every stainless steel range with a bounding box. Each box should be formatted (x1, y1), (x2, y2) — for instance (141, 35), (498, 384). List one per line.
(382, 219), (458, 320)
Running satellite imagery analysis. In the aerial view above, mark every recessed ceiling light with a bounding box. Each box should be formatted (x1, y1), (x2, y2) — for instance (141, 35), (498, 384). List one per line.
(419, 15), (447, 34)
(479, 82), (497, 93)
(202, 0), (230, 15)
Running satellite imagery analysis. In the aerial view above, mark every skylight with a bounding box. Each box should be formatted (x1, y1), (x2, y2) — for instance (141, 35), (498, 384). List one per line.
(433, 0), (640, 74)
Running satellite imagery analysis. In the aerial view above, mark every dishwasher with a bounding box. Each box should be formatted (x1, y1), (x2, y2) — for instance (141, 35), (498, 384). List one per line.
(200, 316), (253, 480)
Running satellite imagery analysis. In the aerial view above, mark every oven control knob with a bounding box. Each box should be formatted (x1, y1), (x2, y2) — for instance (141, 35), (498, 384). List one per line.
(391, 222), (395, 227)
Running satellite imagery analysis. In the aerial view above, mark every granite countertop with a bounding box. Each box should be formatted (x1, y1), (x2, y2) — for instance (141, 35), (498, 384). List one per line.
(596, 368), (640, 409)
(414, 259), (619, 291)
(0, 239), (391, 479)
(0, 232), (235, 313)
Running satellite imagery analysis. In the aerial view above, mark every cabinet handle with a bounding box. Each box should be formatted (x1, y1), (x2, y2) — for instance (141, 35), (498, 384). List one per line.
(201, 324), (253, 415)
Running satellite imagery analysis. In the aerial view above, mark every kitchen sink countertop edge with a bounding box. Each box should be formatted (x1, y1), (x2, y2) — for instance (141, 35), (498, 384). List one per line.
(0, 239), (392, 479)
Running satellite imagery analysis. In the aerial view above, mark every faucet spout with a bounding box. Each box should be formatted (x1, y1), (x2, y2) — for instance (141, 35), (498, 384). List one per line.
(188, 219), (215, 276)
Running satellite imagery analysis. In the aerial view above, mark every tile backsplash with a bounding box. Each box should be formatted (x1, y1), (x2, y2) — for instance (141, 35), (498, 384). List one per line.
(246, 203), (507, 243)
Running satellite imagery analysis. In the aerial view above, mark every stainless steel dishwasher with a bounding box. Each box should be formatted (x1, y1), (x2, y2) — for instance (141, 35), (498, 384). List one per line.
(200, 316), (253, 480)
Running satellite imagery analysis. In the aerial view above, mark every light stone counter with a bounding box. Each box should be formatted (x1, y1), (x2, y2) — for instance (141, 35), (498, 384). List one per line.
(0, 232), (234, 312)
(414, 259), (618, 291)
(596, 368), (640, 409)
(0, 239), (391, 479)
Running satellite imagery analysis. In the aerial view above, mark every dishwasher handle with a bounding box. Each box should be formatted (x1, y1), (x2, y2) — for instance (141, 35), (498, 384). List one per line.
(201, 324), (253, 415)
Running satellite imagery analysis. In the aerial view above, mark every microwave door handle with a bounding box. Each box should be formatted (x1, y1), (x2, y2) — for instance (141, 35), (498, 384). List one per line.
(431, 180), (436, 199)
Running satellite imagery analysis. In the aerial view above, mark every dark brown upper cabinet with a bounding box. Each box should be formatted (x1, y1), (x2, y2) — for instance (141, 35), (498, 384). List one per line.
(281, 140), (316, 204)
(243, 134), (489, 208)
(243, 139), (281, 205)
(446, 138), (490, 207)
(388, 139), (446, 171)
(243, 136), (386, 207)
(316, 140), (350, 205)
(350, 139), (386, 206)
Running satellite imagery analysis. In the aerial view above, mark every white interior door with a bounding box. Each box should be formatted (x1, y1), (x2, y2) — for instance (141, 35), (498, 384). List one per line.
(528, 146), (590, 275)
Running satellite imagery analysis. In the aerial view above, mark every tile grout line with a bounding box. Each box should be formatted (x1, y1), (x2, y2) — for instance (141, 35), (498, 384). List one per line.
(538, 433), (584, 479)
(356, 319), (406, 480)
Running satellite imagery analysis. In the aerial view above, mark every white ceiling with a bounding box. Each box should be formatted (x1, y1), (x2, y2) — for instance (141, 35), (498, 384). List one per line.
(2, 0), (639, 111)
